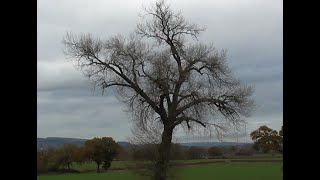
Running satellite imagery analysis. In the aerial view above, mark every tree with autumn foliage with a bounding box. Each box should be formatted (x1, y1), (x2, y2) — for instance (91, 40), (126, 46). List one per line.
(250, 125), (282, 154)
(74, 146), (87, 165)
(37, 146), (58, 173)
(53, 144), (79, 170)
(84, 137), (120, 173)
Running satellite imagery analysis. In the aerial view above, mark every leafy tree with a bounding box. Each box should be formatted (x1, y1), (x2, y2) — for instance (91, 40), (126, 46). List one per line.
(84, 137), (119, 173)
(63, 1), (254, 179)
(250, 125), (282, 154)
(37, 146), (58, 173)
(74, 146), (87, 165)
(101, 137), (120, 171)
(208, 147), (223, 158)
(52, 144), (79, 170)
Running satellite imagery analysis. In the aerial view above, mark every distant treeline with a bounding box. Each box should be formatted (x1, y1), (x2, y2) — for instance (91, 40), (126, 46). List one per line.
(37, 137), (250, 150)
(37, 136), (273, 174)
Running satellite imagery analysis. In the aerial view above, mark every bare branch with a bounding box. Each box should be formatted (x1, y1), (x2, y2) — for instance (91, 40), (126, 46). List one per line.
(63, 2), (255, 178)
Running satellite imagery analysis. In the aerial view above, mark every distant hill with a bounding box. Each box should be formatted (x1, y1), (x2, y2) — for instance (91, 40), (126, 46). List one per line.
(37, 137), (251, 150)
(37, 137), (133, 150)
(37, 137), (87, 149)
(117, 141), (131, 147)
(179, 142), (252, 148)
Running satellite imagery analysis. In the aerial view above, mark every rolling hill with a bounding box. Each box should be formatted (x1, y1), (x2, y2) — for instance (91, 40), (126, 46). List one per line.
(37, 137), (251, 150)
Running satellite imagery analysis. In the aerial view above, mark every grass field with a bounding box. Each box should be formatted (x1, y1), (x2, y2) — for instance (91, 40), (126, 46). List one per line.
(38, 162), (282, 180)
(70, 157), (282, 172)
(72, 161), (131, 170)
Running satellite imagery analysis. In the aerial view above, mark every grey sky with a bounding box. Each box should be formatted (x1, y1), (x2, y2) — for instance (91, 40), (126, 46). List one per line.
(37, 0), (283, 142)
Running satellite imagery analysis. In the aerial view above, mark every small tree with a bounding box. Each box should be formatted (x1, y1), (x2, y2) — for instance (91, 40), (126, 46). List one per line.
(74, 146), (87, 165)
(84, 137), (119, 173)
(101, 137), (120, 171)
(54, 144), (79, 170)
(38, 146), (58, 172)
(208, 147), (223, 158)
(250, 125), (282, 154)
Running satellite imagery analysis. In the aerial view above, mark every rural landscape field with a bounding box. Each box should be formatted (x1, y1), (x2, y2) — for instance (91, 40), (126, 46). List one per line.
(38, 162), (282, 180)
(38, 0), (283, 179)
(37, 136), (283, 180)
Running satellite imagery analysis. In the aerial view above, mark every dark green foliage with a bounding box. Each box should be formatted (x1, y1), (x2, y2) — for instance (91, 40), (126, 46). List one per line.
(84, 137), (120, 173)
(250, 125), (282, 154)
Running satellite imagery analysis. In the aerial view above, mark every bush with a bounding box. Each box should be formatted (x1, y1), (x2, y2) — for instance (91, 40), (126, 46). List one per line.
(235, 148), (254, 156)
(186, 147), (207, 159)
(47, 165), (59, 172)
(57, 169), (80, 173)
(47, 166), (80, 173)
(208, 147), (223, 158)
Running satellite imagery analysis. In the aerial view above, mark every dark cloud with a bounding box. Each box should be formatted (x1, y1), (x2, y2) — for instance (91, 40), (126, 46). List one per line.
(37, 0), (282, 141)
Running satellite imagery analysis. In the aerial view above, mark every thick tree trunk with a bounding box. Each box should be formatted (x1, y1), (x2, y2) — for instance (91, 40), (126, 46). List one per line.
(67, 162), (70, 170)
(97, 163), (100, 173)
(154, 127), (173, 180)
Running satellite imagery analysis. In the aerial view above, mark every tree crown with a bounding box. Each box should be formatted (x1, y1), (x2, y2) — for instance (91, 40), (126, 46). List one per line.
(63, 0), (254, 136)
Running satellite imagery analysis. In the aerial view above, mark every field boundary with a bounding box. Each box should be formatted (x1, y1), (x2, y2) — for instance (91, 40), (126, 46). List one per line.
(38, 159), (283, 175)
(109, 159), (283, 171)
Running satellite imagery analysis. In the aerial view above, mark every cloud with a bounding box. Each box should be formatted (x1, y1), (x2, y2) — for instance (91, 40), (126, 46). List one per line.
(172, 112), (282, 143)
(37, 0), (283, 141)
(37, 93), (132, 139)
(37, 59), (90, 91)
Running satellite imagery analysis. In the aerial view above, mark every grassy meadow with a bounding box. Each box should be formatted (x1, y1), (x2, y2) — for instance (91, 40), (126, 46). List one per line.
(38, 161), (282, 180)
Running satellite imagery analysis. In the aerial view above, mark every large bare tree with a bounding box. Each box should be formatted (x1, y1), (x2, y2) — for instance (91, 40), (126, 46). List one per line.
(63, 1), (254, 179)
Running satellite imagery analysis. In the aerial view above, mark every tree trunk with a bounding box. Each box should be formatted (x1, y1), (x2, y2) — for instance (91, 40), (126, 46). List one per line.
(67, 162), (70, 170)
(155, 127), (173, 180)
(97, 163), (100, 173)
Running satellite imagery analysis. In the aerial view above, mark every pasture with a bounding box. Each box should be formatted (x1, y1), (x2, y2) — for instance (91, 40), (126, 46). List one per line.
(69, 157), (282, 172)
(38, 161), (282, 180)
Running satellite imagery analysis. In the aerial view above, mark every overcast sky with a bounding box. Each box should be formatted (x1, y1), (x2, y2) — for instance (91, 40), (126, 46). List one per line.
(37, 0), (283, 142)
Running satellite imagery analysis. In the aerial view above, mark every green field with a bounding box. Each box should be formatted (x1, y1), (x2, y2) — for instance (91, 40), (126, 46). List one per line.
(38, 162), (282, 180)
(72, 161), (132, 171)
(70, 157), (282, 172)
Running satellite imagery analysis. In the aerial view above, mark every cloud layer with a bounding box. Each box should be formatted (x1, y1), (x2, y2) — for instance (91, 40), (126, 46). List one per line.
(37, 0), (283, 141)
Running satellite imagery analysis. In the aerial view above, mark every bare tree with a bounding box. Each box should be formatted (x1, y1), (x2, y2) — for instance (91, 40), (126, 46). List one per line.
(63, 1), (254, 179)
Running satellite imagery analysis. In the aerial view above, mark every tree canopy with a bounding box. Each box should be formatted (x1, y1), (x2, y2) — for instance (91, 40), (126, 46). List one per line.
(84, 137), (119, 173)
(250, 125), (282, 154)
